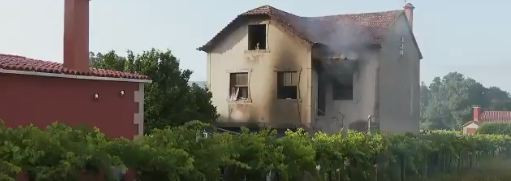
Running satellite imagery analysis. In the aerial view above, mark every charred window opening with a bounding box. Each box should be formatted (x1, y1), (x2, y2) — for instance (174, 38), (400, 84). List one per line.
(277, 71), (298, 99)
(248, 24), (266, 50)
(230, 73), (249, 101)
(332, 74), (354, 100)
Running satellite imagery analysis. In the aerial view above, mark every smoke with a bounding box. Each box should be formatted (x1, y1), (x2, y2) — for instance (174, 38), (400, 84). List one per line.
(303, 17), (375, 94)
(303, 17), (373, 60)
(303, 16), (376, 131)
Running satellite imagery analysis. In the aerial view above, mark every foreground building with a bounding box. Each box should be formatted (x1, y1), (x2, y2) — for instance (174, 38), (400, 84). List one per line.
(199, 4), (422, 133)
(0, 0), (150, 138)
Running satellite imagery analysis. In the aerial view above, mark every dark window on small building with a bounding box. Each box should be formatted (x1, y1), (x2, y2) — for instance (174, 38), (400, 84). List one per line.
(248, 24), (266, 50)
(332, 74), (353, 100)
(230, 73), (249, 101)
(277, 71), (298, 99)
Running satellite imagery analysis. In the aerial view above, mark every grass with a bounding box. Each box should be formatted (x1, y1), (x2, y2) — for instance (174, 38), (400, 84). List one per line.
(426, 157), (511, 181)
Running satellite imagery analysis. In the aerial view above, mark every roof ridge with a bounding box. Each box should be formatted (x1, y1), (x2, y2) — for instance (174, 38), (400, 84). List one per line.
(308, 10), (404, 19)
(0, 53), (61, 65)
(483, 110), (511, 113)
(244, 5), (403, 19)
(0, 53), (26, 58)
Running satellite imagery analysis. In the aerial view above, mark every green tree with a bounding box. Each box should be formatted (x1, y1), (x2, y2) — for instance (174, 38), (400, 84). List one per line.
(482, 87), (511, 110)
(90, 49), (218, 132)
(420, 72), (511, 130)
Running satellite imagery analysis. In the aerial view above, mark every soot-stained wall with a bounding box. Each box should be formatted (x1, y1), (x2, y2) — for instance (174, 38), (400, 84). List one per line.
(313, 51), (380, 133)
(0, 73), (143, 139)
(208, 18), (313, 129)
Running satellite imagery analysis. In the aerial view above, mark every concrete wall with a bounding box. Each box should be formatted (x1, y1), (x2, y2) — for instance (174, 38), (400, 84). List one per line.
(207, 18), (313, 129)
(0, 73), (143, 139)
(377, 15), (421, 133)
(313, 52), (379, 133)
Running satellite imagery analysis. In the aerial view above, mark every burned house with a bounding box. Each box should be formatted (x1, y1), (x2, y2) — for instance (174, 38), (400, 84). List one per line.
(199, 4), (422, 133)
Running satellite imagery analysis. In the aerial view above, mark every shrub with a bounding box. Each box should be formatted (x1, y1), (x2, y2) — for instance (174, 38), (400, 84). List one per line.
(478, 123), (511, 135)
(2, 122), (511, 181)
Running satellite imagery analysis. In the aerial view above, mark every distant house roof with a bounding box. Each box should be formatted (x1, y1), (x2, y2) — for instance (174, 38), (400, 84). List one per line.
(0, 54), (150, 82)
(199, 5), (422, 58)
(480, 111), (511, 122)
(463, 120), (481, 127)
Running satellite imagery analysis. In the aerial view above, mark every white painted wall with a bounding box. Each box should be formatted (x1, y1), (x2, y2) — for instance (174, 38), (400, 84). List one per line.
(378, 14), (421, 133)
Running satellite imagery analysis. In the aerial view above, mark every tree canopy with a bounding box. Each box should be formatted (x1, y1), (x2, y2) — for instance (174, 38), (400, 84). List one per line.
(420, 72), (511, 130)
(90, 49), (218, 132)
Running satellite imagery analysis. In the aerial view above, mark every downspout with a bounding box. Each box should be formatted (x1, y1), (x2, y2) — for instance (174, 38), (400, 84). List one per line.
(296, 68), (303, 128)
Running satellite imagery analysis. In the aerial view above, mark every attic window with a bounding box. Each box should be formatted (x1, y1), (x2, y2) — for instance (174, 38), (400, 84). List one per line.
(248, 24), (266, 50)
(277, 71), (298, 99)
(332, 74), (353, 100)
(230, 73), (249, 101)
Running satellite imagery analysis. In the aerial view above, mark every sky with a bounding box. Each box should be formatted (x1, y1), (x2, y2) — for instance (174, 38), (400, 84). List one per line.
(1, 0), (511, 91)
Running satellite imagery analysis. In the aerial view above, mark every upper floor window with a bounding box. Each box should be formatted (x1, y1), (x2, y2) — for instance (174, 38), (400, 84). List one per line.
(277, 71), (298, 99)
(230, 73), (249, 101)
(332, 74), (353, 100)
(248, 24), (266, 50)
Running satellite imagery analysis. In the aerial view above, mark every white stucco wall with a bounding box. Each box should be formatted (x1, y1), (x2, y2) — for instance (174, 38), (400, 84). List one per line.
(207, 18), (313, 129)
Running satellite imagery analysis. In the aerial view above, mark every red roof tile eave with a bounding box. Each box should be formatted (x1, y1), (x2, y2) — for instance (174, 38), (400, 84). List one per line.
(0, 67), (151, 83)
(0, 54), (151, 82)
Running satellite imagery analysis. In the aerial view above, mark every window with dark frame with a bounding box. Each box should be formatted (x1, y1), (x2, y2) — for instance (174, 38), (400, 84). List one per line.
(332, 74), (354, 100)
(230, 73), (249, 101)
(277, 71), (298, 99)
(248, 24), (266, 50)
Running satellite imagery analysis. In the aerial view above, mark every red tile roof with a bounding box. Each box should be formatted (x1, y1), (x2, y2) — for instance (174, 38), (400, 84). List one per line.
(0, 54), (149, 80)
(199, 5), (410, 52)
(480, 111), (511, 122)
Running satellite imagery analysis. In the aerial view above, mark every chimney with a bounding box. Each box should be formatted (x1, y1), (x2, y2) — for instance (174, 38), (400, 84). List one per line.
(63, 0), (90, 72)
(403, 3), (415, 30)
(473, 106), (481, 122)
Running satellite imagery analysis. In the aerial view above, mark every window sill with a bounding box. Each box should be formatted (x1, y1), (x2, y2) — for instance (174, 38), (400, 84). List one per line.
(228, 99), (252, 104)
(244, 49), (270, 54)
(333, 99), (355, 103)
(277, 98), (301, 102)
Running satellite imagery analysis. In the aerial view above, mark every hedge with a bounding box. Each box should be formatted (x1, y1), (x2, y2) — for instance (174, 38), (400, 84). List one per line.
(477, 123), (511, 136)
(2, 121), (511, 181)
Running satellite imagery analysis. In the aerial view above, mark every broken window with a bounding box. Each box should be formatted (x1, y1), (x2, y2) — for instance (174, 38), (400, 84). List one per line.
(248, 24), (266, 50)
(332, 74), (353, 100)
(230, 73), (249, 101)
(277, 71), (298, 99)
